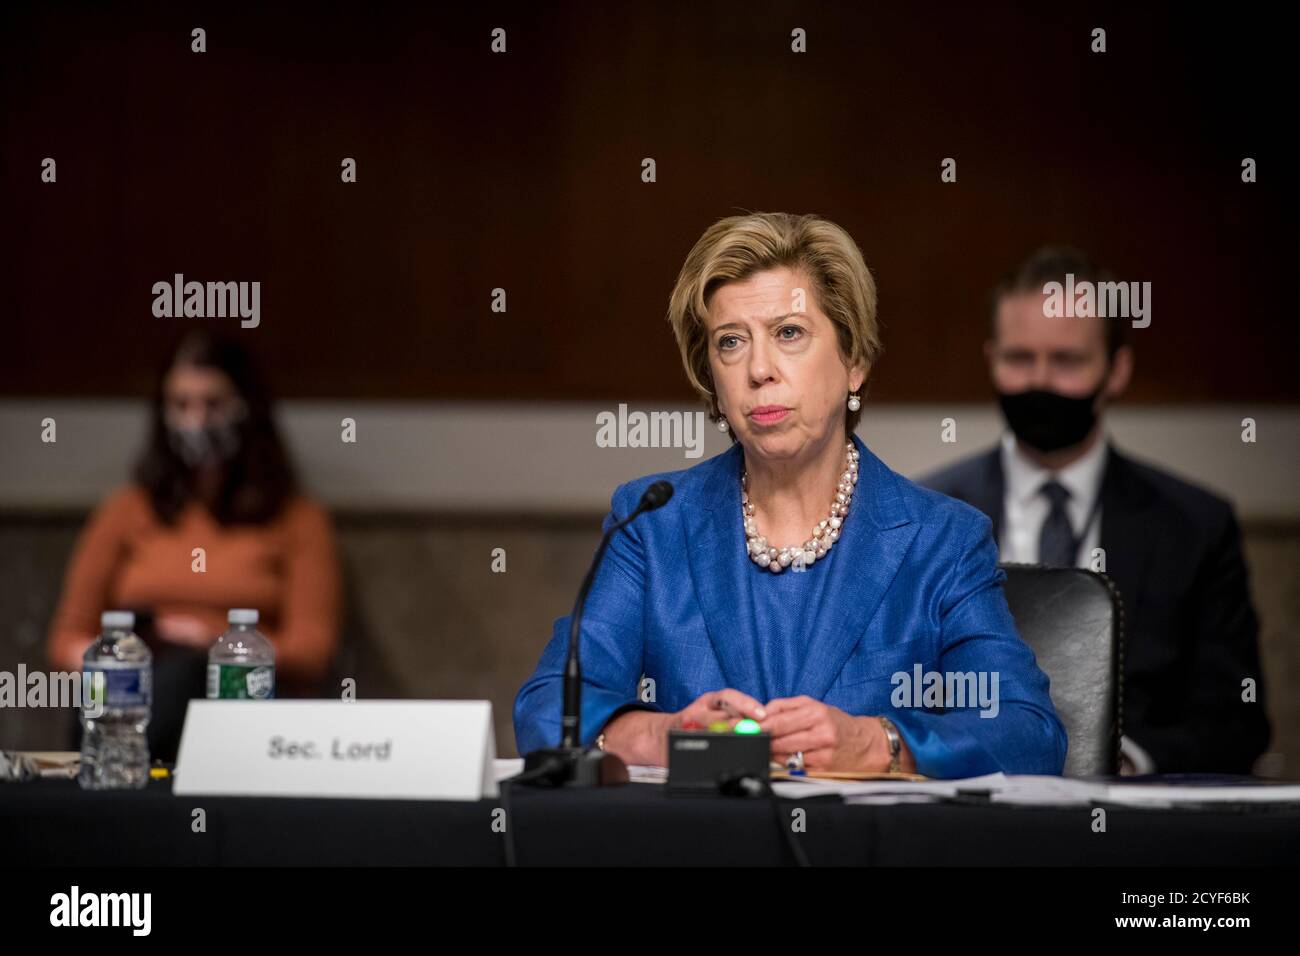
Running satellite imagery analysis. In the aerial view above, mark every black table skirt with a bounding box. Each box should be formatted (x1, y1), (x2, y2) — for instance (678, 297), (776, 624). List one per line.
(6, 779), (1300, 866)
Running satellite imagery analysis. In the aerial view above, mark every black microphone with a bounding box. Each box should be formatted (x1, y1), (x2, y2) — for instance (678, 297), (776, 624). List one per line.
(637, 480), (675, 512)
(521, 480), (674, 787)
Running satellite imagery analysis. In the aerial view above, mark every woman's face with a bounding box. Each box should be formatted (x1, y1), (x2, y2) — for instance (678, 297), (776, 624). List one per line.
(706, 266), (865, 463)
(162, 364), (244, 431)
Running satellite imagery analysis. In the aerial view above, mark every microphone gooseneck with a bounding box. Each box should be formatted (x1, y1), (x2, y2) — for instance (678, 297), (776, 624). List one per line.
(560, 481), (673, 748)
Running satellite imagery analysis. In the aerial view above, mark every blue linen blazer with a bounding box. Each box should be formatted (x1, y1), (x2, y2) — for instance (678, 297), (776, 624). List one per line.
(514, 434), (1068, 778)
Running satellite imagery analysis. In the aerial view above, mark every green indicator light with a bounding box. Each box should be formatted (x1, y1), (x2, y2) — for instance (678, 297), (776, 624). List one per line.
(734, 719), (761, 734)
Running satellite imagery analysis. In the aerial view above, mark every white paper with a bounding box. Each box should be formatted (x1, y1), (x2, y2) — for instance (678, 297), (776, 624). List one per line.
(1100, 782), (1300, 807)
(494, 758), (524, 781)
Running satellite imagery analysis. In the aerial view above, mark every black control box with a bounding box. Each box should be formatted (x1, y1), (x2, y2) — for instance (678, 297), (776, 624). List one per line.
(667, 730), (771, 794)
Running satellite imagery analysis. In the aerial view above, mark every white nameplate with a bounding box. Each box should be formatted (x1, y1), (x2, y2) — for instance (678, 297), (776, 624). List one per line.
(173, 700), (497, 800)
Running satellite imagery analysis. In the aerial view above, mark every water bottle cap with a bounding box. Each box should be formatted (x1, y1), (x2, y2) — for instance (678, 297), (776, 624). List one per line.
(228, 608), (259, 625)
(100, 610), (135, 630)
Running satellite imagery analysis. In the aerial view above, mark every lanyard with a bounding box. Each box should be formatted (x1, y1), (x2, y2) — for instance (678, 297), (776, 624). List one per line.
(1000, 488), (1103, 566)
(1071, 493), (1103, 565)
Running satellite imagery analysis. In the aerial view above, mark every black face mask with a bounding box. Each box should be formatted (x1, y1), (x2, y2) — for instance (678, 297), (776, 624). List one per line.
(997, 387), (1102, 453)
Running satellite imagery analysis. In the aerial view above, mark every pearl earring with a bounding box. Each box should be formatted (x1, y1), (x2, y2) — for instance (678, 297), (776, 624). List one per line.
(717, 417), (730, 432)
(847, 392), (861, 412)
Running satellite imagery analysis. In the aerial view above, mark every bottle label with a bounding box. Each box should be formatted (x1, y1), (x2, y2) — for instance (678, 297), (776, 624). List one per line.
(84, 666), (152, 710)
(207, 663), (275, 700)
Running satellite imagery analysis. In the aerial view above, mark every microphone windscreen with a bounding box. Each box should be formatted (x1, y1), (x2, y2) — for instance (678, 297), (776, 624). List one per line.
(640, 480), (675, 511)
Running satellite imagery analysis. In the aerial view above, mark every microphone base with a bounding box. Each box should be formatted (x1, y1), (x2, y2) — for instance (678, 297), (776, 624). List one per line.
(520, 747), (630, 788)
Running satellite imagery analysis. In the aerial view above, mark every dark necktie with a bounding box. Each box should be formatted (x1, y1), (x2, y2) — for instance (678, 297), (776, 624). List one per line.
(1037, 479), (1077, 567)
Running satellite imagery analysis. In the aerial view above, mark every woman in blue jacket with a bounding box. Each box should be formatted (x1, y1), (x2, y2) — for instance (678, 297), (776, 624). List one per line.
(515, 212), (1067, 779)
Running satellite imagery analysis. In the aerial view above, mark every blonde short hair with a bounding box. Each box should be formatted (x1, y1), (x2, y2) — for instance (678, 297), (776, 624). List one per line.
(665, 212), (881, 438)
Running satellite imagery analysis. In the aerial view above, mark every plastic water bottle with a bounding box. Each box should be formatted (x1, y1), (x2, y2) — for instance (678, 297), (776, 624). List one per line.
(207, 609), (275, 700)
(79, 610), (152, 790)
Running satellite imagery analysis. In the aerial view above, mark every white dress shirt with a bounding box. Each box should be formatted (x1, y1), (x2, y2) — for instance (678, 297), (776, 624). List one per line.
(998, 429), (1106, 569)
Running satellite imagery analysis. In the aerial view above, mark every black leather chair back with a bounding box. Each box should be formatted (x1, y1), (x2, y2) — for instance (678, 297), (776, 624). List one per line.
(1000, 565), (1122, 776)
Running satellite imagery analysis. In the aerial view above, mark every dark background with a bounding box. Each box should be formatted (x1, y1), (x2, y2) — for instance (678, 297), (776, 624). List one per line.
(3, 0), (1293, 402)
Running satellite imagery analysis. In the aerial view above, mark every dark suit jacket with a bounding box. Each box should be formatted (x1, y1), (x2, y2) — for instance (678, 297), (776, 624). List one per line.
(920, 442), (1270, 773)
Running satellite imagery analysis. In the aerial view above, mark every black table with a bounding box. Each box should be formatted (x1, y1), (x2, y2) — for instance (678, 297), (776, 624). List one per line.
(6, 778), (1300, 866)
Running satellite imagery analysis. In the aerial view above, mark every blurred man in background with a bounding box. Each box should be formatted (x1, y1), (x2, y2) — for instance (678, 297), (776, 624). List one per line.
(922, 247), (1270, 774)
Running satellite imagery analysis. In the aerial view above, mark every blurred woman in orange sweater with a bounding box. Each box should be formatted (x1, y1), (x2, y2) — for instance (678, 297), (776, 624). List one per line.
(47, 332), (341, 759)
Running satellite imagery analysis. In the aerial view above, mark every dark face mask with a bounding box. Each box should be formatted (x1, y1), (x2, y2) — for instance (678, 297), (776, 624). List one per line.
(166, 421), (242, 467)
(997, 386), (1102, 453)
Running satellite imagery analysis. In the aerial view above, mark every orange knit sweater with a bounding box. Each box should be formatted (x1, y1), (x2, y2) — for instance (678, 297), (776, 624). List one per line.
(47, 484), (341, 684)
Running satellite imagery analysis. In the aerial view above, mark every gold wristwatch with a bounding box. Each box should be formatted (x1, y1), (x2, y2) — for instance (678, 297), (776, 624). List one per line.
(878, 716), (901, 773)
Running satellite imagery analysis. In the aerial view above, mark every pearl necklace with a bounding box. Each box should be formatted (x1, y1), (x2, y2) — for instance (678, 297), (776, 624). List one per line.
(742, 441), (860, 573)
